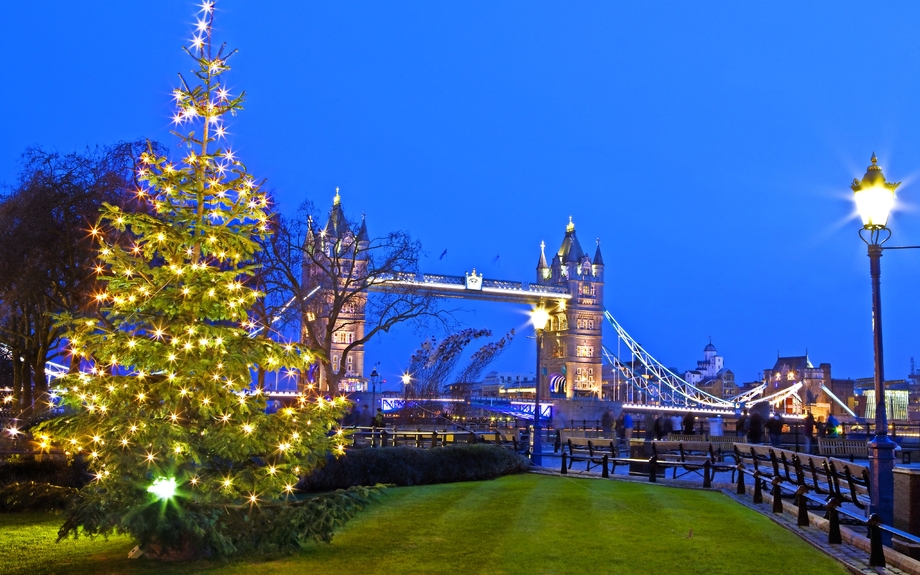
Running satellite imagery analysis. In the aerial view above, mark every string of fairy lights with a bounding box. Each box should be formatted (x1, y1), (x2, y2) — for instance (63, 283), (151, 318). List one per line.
(8, 0), (349, 504)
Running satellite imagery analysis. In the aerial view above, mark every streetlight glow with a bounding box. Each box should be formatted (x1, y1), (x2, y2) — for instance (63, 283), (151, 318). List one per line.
(531, 306), (550, 331)
(852, 153), (899, 229)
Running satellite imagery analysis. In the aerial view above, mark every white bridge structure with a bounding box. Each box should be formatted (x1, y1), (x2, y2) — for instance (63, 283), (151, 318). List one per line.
(370, 270), (570, 304)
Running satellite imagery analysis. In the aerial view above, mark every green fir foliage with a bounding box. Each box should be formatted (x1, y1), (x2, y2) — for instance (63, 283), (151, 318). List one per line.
(37, 1), (366, 556)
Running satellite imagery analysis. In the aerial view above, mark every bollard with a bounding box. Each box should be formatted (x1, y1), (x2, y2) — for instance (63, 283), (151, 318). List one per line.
(703, 460), (712, 489)
(795, 486), (810, 527)
(736, 463), (746, 495)
(602, 454), (609, 478)
(432, 431), (438, 449)
(649, 455), (658, 483)
(561, 452), (567, 475)
(868, 514), (886, 567)
(826, 498), (842, 545)
(753, 471), (763, 504)
(771, 477), (784, 514)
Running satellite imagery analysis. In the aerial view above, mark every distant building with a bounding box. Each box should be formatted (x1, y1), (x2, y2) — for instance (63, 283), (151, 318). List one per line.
(762, 354), (835, 416)
(683, 340), (738, 399)
(853, 377), (910, 421)
(473, 371), (535, 398)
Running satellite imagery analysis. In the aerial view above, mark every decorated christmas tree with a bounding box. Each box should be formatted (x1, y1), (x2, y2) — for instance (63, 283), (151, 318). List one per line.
(41, 1), (369, 556)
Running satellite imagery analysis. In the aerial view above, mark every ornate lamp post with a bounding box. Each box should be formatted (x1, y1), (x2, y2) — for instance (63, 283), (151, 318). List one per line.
(851, 152), (900, 529)
(369, 364), (380, 411)
(531, 305), (550, 466)
(401, 371), (411, 423)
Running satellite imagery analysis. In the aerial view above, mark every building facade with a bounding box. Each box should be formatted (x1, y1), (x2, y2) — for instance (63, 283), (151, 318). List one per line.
(536, 218), (604, 399)
(301, 189), (368, 392)
(762, 354), (833, 416)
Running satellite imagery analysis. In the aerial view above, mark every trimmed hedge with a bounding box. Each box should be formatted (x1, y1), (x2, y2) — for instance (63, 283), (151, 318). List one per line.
(0, 456), (90, 488)
(0, 457), (90, 512)
(300, 444), (530, 492)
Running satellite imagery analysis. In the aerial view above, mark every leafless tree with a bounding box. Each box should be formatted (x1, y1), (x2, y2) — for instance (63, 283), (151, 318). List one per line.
(0, 141), (156, 417)
(257, 199), (457, 394)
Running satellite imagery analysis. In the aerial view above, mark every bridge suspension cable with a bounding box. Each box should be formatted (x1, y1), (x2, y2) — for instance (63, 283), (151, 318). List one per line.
(602, 310), (736, 411)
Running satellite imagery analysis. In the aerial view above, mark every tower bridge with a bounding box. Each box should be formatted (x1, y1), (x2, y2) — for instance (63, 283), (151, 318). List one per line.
(304, 190), (789, 414)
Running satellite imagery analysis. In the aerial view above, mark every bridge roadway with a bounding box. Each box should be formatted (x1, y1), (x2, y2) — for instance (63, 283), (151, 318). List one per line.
(368, 271), (571, 305)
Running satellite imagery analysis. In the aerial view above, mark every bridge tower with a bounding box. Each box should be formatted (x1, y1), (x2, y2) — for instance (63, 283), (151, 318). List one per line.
(301, 188), (367, 392)
(536, 218), (604, 399)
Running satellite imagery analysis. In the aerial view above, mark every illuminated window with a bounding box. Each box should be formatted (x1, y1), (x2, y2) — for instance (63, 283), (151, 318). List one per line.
(332, 356), (340, 373)
(346, 356), (353, 372)
(576, 346), (594, 358)
(333, 331), (355, 344)
(575, 367), (595, 385)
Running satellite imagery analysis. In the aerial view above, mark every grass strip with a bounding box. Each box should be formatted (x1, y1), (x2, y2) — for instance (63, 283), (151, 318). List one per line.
(0, 474), (849, 575)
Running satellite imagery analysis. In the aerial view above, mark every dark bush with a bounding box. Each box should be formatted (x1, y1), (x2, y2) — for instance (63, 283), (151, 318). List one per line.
(0, 456), (90, 488)
(0, 481), (78, 512)
(300, 444), (530, 492)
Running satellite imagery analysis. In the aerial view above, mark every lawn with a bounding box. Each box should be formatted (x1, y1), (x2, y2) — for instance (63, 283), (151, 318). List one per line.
(1, 474), (848, 575)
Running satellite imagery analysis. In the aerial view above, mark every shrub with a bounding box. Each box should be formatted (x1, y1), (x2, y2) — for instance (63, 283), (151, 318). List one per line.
(0, 456), (90, 489)
(0, 482), (79, 512)
(300, 445), (530, 492)
(0, 457), (89, 512)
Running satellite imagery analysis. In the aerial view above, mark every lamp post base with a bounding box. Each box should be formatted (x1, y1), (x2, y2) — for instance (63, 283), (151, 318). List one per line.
(870, 434), (896, 533)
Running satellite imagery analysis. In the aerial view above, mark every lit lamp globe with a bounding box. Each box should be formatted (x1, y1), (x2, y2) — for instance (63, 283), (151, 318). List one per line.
(852, 153), (899, 230)
(531, 307), (550, 331)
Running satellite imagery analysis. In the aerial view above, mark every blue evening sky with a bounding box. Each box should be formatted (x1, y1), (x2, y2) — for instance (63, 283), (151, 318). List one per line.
(3, 1), (920, 390)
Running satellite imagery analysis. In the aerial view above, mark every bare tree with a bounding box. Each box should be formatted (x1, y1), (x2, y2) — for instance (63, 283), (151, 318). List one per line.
(258, 198), (456, 394)
(0, 141), (156, 417)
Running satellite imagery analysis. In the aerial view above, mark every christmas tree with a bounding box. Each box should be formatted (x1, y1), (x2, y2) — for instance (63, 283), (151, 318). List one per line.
(41, 1), (369, 556)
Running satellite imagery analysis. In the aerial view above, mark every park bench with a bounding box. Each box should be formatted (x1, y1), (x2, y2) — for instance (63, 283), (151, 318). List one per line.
(817, 438), (868, 461)
(650, 440), (734, 482)
(564, 437), (616, 473)
(666, 433), (701, 442)
(487, 430), (522, 452)
(706, 436), (739, 462)
(733, 443), (872, 524)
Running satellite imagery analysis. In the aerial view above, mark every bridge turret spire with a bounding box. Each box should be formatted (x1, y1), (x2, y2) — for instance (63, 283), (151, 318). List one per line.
(356, 212), (370, 244)
(593, 238), (604, 266)
(303, 214), (316, 253)
(536, 240), (549, 281)
(558, 217), (584, 264)
(326, 187), (351, 239)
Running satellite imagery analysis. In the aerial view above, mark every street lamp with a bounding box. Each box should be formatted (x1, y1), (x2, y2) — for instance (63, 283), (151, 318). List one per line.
(851, 152), (900, 530)
(531, 305), (550, 466)
(369, 364), (380, 412)
(401, 372), (411, 422)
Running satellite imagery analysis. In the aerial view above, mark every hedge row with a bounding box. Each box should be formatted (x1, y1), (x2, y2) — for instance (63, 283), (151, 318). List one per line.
(0, 456), (90, 488)
(299, 444), (530, 492)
